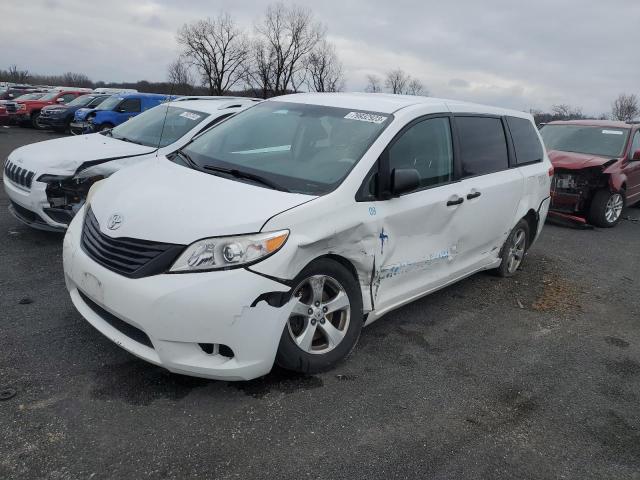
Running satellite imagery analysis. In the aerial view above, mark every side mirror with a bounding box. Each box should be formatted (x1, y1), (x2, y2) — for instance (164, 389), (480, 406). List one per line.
(633, 150), (640, 161)
(391, 168), (420, 196)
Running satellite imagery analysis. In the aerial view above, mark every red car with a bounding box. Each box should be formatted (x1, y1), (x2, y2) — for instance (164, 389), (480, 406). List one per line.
(540, 120), (640, 227)
(12, 89), (91, 129)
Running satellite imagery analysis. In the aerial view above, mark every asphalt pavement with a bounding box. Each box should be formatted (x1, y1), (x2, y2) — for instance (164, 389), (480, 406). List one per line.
(1, 126), (639, 479)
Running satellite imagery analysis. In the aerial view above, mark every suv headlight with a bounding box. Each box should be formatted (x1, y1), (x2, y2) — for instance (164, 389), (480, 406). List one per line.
(170, 230), (289, 272)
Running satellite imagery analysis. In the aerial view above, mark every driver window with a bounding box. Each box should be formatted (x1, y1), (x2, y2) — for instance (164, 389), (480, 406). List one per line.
(631, 131), (640, 157)
(388, 117), (453, 190)
(119, 99), (141, 113)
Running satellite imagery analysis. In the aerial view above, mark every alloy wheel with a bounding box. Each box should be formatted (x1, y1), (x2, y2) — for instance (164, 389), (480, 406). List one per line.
(287, 275), (351, 355)
(506, 228), (527, 274)
(605, 193), (624, 224)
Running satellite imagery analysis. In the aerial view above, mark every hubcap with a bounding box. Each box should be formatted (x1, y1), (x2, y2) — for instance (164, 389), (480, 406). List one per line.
(605, 193), (624, 223)
(287, 275), (350, 355)
(506, 228), (526, 274)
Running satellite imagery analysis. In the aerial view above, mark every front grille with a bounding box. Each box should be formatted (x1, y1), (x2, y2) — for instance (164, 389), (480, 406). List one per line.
(6, 103), (17, 113)
(78, 290), (154, 349)
(81, 208), (185, 278)
(4, 160), (35, 189)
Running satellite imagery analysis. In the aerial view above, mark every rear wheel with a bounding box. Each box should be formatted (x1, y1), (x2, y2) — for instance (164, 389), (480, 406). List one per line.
(276, 259), (363, 374)
(588, 189), (624, 227)
(496, 219), (530, 277)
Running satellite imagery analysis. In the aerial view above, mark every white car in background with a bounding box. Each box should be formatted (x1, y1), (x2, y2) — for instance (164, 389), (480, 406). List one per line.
(3, 97), (259, 230)
(62, 93), (552, 381)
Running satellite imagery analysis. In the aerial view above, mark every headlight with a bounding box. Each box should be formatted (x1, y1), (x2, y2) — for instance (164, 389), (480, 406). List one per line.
(18, 104), (26, 111)
(170, 230), (289, 272)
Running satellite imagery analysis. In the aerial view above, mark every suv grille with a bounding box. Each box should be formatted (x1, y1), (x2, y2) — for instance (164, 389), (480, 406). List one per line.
(5, 102), (17, 113)
(81, 208), (185, 278)
(4, 160), (35, 189)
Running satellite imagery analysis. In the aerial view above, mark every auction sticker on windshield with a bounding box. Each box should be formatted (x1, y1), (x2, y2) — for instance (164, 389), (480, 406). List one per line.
(344, 112), (388, 124)
(180, 112), (202, 121)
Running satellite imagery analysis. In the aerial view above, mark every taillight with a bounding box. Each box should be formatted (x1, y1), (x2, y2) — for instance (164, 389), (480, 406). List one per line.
(548, 165), (554, 177)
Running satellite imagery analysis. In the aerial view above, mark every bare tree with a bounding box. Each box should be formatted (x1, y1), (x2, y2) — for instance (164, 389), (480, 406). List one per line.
(305, 40), (344, 92)
(167, 59), (194, 95)
(177, 13), (249, 95)
(61, 72), (92, 88)
(551, 104), (583, 119)
(385, 69), (410, 94)
(7, 64), (30, 83)
(611, 93), (639, 122)
(406, 78), (426, 96)
(245, 39), (276, 99)
(365, 74), (382, 93)
(253, 3), (325, 96)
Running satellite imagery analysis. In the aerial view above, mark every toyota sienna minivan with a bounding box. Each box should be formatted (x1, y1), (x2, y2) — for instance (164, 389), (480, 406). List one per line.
(63, 93), (552, 381)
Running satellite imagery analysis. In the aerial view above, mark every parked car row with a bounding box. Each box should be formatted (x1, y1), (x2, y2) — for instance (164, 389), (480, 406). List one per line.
(4, 92), (638, 382)
(4, 92), (555, 381)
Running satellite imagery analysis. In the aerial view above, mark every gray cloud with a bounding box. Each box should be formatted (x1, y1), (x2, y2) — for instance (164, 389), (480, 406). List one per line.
(2, 0), (638, 114)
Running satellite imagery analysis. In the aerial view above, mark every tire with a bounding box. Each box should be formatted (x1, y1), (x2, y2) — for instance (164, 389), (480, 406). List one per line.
(276, 258), (363, 374)
(31, 111), (43, 129)
(588, 189), (624, 228)
(496, 219), (530, 278)
(98, 123), (114, 132)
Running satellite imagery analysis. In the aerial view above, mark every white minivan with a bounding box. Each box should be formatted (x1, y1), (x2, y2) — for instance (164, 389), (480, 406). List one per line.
(62, 93), (552, 381)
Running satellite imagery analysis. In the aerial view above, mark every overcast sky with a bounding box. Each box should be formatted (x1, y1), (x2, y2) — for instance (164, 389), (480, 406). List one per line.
(2, 0), (639, 114)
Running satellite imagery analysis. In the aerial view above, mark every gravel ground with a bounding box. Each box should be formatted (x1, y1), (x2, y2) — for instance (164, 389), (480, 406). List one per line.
(1, 127), (640, 480)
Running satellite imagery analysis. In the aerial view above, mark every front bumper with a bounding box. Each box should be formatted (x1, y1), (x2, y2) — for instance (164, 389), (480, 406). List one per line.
(38, 115), (67, 128)
(3, 174), (68, 231)
(63, 210), (292, 380)
(70, 121), (91, 135)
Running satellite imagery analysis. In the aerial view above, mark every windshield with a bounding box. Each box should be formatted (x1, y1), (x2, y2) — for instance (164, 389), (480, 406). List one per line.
(182, 101), (391, 195)
(111, 105), (208, 148)
(541, 125), (630, 158)
(67, 94), (98, 107)
(39, 92), (60, 101)
(16, 92), (45, 101)
(95, 96), (123, 111)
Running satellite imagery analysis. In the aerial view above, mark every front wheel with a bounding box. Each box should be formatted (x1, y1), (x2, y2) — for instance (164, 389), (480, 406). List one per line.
(588, 189), (624, 228)
(276, 259), (363, 374)
(31, 112), (43, 129)
(496, 219), (530, 277)
(96, 123), (114, 132)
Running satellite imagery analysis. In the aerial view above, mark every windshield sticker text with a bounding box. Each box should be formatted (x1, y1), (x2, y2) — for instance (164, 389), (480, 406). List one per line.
(180, 112), (202, 121)
(344, 112), (388, 124)
(602, 130), (623, 135)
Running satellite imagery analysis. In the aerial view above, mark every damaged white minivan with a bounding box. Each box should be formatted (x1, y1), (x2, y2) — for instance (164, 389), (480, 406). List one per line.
(63, 93), (552, 380)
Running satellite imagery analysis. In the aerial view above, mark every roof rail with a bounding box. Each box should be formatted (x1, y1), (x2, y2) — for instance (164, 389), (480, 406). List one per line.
(174, 96), (262, 102)
(626, 120), (640, 124)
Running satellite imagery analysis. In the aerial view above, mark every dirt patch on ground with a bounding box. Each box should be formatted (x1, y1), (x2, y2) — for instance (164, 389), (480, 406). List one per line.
(531, 272), (583, 313)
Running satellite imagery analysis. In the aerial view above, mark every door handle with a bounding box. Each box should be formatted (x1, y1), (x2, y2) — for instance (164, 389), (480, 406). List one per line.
(446, 196), (464, 206)
(466, 191), (482, 200)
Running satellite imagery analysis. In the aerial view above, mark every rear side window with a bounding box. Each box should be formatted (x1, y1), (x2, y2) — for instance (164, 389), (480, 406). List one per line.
(119, 98), (141, 113)
(507, 116), (543, 165)
(456, 116), (509, 177)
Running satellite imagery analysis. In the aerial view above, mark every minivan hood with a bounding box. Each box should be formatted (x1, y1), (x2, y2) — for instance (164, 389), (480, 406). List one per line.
(89, 158), (316, 244)
(8, 133), (156, 176)
(548, 150), (619, 170)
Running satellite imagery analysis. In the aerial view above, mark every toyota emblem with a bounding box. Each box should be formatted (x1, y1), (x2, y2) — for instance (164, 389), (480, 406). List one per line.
(107, 214), (123, 230)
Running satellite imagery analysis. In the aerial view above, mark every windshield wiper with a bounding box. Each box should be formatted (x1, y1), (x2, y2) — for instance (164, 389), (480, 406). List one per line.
(115, 136), (145, 146)
(174, 150), (198, 168)
(202, 165), (289, 192)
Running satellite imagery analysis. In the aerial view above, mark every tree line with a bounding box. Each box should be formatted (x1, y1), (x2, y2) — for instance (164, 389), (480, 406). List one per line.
(530, 94), (639, 125)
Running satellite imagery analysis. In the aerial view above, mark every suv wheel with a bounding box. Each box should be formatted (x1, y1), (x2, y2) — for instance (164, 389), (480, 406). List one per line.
(276, 259), (363, 374)
(588, 189), (624, 228)
(496, 219), (530, 277)
(98, 123), (114, 132)
(31, 111), (43, 129)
